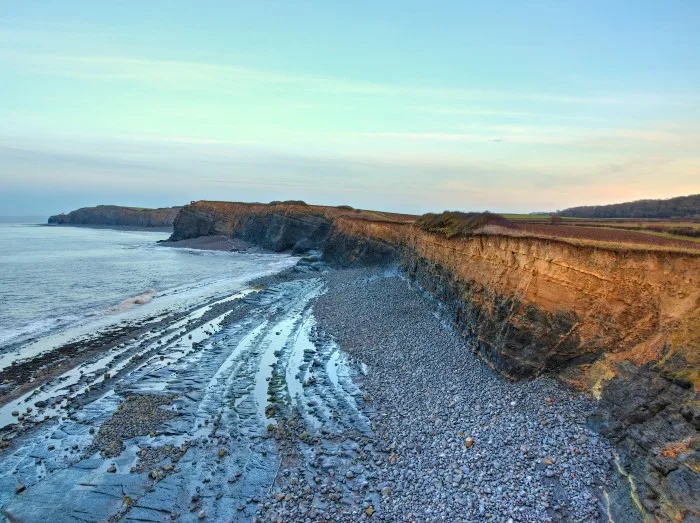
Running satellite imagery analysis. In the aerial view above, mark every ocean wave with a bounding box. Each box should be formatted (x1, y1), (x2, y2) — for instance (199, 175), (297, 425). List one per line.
(0, 315), (82, 349)
(109, 289), (157, 312)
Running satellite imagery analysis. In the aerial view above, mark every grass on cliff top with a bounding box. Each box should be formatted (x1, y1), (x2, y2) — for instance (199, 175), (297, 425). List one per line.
(416, 211), (514, 238)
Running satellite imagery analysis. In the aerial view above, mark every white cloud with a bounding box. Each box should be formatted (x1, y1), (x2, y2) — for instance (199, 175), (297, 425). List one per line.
(3, 49), (697, 108)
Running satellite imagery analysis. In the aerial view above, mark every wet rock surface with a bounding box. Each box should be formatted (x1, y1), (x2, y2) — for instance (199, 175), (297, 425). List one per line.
(590, 363), (700, 522)
(1, 267), (623, 522)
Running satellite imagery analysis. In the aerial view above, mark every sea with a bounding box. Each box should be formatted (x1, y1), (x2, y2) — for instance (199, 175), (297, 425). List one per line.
(0, 224), (296, 359)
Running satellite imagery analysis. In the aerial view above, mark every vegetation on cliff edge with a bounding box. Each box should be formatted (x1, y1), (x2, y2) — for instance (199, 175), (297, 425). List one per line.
(415, 211), (514, 238)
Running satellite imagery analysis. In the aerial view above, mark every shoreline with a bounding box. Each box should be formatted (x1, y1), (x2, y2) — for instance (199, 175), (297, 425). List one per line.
(157, 234), (251, 252)
(0, 263), (624, 521)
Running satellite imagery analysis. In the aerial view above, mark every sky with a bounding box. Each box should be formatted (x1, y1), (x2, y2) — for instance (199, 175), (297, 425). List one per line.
(1, 1), (699, 216)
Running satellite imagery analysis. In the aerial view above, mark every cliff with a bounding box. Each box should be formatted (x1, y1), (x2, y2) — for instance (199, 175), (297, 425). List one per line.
(170, 200), (700, 521)
(48, 205), (181, 228)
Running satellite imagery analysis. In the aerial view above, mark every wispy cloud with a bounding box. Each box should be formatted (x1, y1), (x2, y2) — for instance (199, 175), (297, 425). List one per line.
(2, 49), (695, 108)
(341, 125), (700, 148)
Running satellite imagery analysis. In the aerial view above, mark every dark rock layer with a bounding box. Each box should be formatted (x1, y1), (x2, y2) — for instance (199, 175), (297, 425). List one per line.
(590, 363), (700, 521)
(169, 204), (397, 264)
(239, 213), (332, 253)
(169, 209), (214, 240)
(404, 256), (591, 379)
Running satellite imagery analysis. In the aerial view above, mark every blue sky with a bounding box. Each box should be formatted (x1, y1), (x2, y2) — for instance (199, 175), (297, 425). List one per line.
(1, 1), (699, 215)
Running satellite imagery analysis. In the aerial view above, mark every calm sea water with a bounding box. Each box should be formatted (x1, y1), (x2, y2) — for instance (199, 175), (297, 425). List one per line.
(0, 224), (295, 354)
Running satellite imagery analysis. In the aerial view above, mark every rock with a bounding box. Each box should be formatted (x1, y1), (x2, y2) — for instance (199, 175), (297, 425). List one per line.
(107, 464), (117, 473)
(464, 437), (474, 448)
(15, 481), (25, 494)
(365, 506), (375, 516)
(218, 448), (226, 458)
(198, 510), (206, 519)
(11, 411), (19, 417)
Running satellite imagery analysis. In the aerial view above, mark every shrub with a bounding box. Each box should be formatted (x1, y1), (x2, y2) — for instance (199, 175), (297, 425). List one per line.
(415, 211), (514, 238)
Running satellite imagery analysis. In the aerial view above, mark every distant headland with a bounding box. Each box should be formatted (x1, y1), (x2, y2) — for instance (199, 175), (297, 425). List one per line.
(48, 205), (181, 228)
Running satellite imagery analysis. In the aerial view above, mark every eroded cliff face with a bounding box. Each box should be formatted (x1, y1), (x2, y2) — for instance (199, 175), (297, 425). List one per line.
(330, 216), (700, 522)
(48, 205), (181, 228)
(172, 202), (699, 379)
(172, 201), (700, 521)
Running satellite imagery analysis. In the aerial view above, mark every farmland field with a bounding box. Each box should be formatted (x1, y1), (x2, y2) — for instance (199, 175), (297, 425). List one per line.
(499, 215), (700, 250)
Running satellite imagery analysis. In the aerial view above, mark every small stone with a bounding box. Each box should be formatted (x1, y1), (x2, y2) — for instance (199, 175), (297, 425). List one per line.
(218, 448), (226, 458)
(345, 470), (355, 479)
(464, 437), (474, 448)
(15, 481), (25, 494)
(365, 505), (375, 516)
(107, 464), (117, 473)
(11, 411), (19, 417)
(198, 510), (206, 519)
(48, 444), (55, 451)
